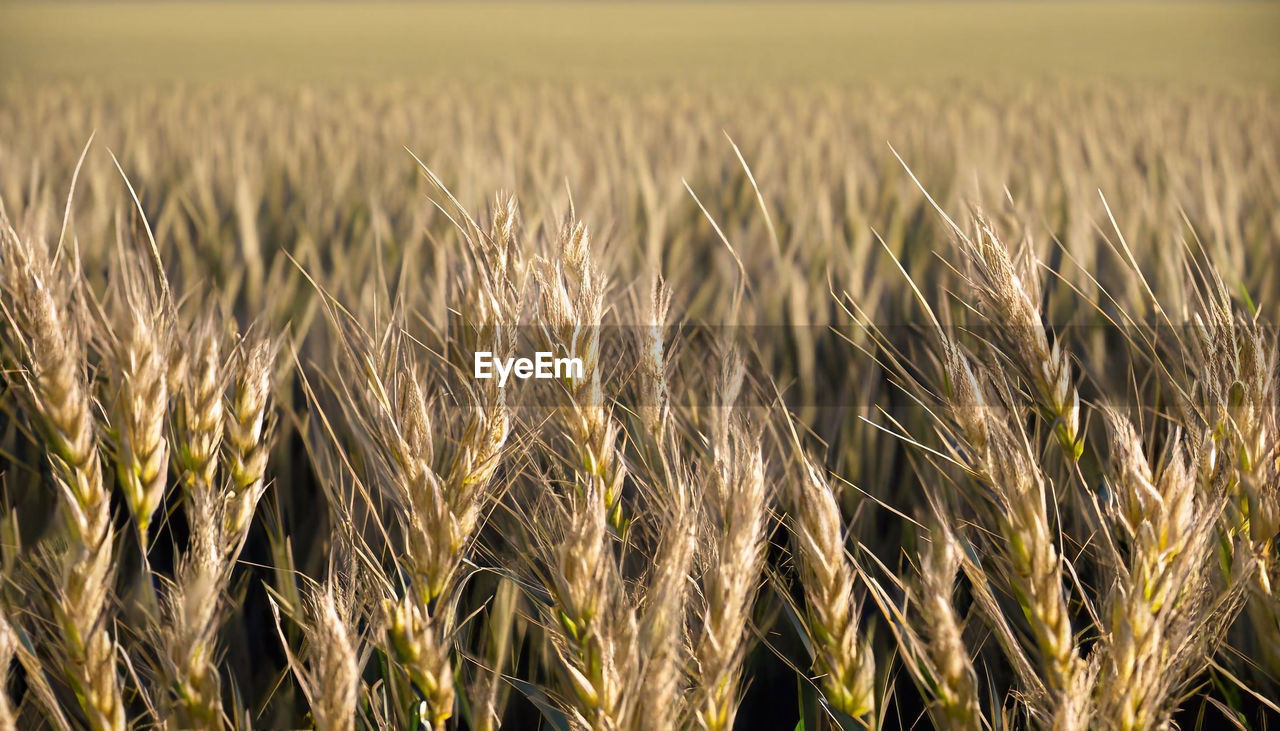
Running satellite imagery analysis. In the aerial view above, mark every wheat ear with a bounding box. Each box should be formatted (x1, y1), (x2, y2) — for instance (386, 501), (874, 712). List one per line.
(636, 464), (697, 730)
(276, 579), (361, 731)
(638, 276), (673, 443)
(964, 215), (1083, 461)
(918, 523), (982, 730)
(1098, 407), (1225, 729)
(382, 370), (509, 729)
(162, 323), (229, 727)
(222, 338), (274, 548)
(547, 484), (635, 730)
(1183, 294), (1280, 673)
(789, 460), (875, 720)
(938, 339), (1087, 727)
(109, 307), (169, 551)
(382, 198), (516, 727)
(693, 354), (769, 731)
(536, 219), (629, 534)
(0, 222), (125, 730)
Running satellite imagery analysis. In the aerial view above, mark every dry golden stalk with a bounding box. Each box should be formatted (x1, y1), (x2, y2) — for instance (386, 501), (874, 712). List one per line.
(630, 283), (694, 727)
(938, 339), (1086, 727)
(163, 533), (225, 728)
(374, 365), (507, 727)
(637, 277), (673, 443)
(789, 461), (874, 720)
(325, 192), (521, 726)
(694, 355), (768, 731)
(965, 216), (1083, 460)
(164, 323), (229, 727)
(175, 323), (225, 496)
(527, 238), (634, 722)
(0, 221), (125, 731)
(323, 193), (522, 729)
(1228, 321), (1280, 663)
(548, 485), (635, 731)
(536, 220), (628, 533)
(1184, 297), (1280, 672)
(1097, 408), (1228, 729)
(292, 582), (361, 731)
(630, 274), (693, 726)
(636, 473), (696, 730)
(163, 329), (275, 727)
(918, 524), (982, 730)
(222, 338), (274, 545)
(110, 308), (169, 550)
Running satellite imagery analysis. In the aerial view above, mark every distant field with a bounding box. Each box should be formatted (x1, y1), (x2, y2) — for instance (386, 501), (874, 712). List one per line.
(5, 3), (1280, 730)
(1, 1), (1277, 84)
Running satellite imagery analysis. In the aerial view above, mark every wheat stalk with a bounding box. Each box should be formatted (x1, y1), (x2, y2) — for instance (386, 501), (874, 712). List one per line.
(536, 219), (629, 534)
(635, 465), (696, 730)
(936, 338), (1088, 727)
(313, 192), (523, 729)
(692, 354), (769, 731)
(547, 484), (635, 730)
(964, 215), (1083, 461)
(1182, 291), (1280, 675)
(917, 522), (982, 730)
(380, 367), (509, 729)
(0, 220), (125, 731)
(109, 306), (169, 551)
(163, 323), (228, 726)
(162, 328), (275, 727)
(789, 460), (875, 720)
(1096, 408), (1207, 729)
(275, 579), (362, 731)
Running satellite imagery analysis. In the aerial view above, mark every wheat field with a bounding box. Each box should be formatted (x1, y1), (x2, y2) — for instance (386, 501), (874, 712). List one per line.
(1, 2), (1279, 729)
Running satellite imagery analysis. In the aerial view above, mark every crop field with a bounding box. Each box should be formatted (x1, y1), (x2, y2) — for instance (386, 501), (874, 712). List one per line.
(1, 2), (1279, 729)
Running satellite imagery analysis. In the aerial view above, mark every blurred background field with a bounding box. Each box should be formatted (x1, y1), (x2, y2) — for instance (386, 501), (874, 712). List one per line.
(3, 2), (1280, 730)
(2, 1), (1279, 84)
